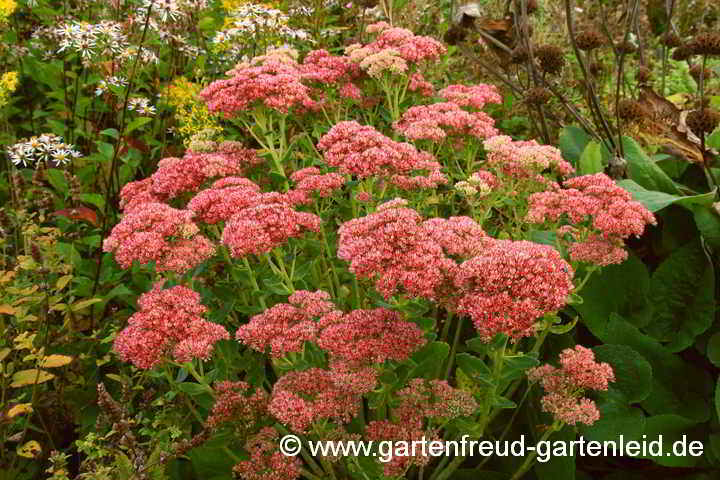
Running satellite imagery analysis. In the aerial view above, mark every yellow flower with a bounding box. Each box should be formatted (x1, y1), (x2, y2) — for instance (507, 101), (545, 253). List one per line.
(0, 71), (18, 109)
(0, 0), (16, 23)
(165, 77), (222, 145)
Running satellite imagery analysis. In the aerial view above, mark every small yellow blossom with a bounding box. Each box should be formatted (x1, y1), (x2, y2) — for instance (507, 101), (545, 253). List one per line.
(165, 77), (222, 145)
(0, 0), (16, 24)
(0, 71), (19, 109)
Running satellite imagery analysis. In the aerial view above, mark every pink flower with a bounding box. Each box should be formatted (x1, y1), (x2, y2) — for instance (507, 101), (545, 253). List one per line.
(365, 418), (435, 476)
(483, 135), (574, 178)
(393, 102), (498, 141)
(222, 203), (321, 258)
(317, 308), (426, 365)
(438, 84), (503, 109)
(422, 216), (489, 258)
(338, 82), (363, 100)
(269, 368), (362, 432)
(151, 145), (262, 199)
(527, 173), (656, 265)
(233, 427), (301, 480)
(337, 200), (455, 299)
(528, 345), (614, 426)
(187, 177), (264, 224)
(301, 49), (361, 84)
(201, 59), (317, 116)
(113, 285), (229, 369)
(103, 202), (214, 273)
(395, 378), (478, 420)
(236, 290), (339, 357)
(408, 72), (434, 96)
(119, 178), (166, 212)
(206, 381), (269, 431)
(454, 240), (573, 340)
(368, 26), (447, 63)
(289, 167), (346, 200)
(317, 121), (447, 190)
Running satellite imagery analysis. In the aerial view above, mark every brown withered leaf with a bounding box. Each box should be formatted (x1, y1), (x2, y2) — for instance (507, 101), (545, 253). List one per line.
(52, 207), (98, 226)
(634, 86), (705, 163)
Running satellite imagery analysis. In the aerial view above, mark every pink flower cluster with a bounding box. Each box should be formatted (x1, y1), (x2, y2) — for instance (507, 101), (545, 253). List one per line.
(268, 368), (364, 432)
(221, 203), (321, 258)
(317, 308), (426, 365)
(113, 285), (229, 369)
(408, 72), (434, 96)
(300, 49), (361, 85)
(103, 202), (214, 273)
(150, 143), (263, 200)
(206, 380), (269, 431)
(393, 102), (498, 142)
(317, 121), (447, 190)
(236, 290), (339, 358)
(528, 345), (615, 426)
(289, 167), (346, 203)
(365, 379), (476, 476)
(395, 379), (478, 420)
(483, 135), (574, 178)
(238, 290), (426, 367)
(453, 240), (574, 340)
(202, 48), (367, 117)
(361, 22), (447, 64)
(337, 200), (457, 299)
(527, 173), (656, 265)
(365, 418), (435, 476)
(201, 57), (316, 116)
(186, 176), (263, 224)
(439, 84), (503, 110)
(233, 427), (301, 480)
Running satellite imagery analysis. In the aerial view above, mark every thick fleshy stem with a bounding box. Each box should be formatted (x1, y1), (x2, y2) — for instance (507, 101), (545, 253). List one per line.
(509, 421), (563, 480)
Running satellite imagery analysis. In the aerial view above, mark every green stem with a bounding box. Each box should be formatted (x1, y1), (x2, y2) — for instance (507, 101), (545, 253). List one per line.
(444, 315), (464, 380)
(509, 422), (562, 480)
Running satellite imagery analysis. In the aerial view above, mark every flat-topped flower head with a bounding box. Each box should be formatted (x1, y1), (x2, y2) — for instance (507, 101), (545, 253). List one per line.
(528, 345), (615, 426)
(393, 102), (498, 141)
(186, 176), (266, 224)
(317, 121), (446, 190)
(527, 173), (656, 265)
(206, 380), (269, 431)
(317, 308), (426, 365)
(103, 202), (214, 273)
(200, 57), (316, 116)
(151, 144), (262, 199)
(113, 285), (229, 369)
(454, 239), (573, 340)
(337, 201), (455, 299)
(438, 84), (503, 109)
(483, 135), (574, 178)
(233, 427), (301, 480)
(269, 368), (363, 432)
(395, 378), (478, 420)
(222, 203), (321, 258)
(236, 290), (339, 357)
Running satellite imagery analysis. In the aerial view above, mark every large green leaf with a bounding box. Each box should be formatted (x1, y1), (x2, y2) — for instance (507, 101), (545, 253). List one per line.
(558, 125), (592, 165)
(617, 179), (715, 212)
(574, 255), (652, 335)
(692, 204), (720, 248)
(581, 388), (646, 442)
(604, 314), (711, 423)
(592, 345), (652, 403)
(639, 415), (702, 467)
(645, 240), (715, 352)
(622, 136), (680, 194)
(578, 140), (604, 175)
